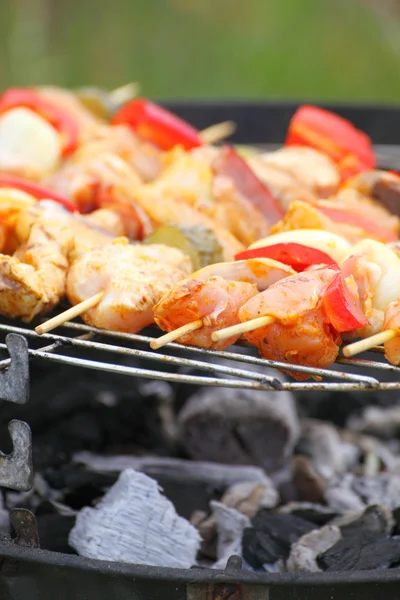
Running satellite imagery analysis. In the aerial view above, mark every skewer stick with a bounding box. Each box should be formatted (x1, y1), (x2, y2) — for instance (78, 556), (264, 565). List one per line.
(211, 316), (275, 343)
(342, 329), (397, 357)
(199, 121), (236, 145)
(35, 292), (105, 335)
(150, 319), (203, 350)
(109, 82), (140, 105)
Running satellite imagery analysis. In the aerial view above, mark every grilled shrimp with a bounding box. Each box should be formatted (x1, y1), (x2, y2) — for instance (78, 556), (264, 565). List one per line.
(153, 258), (295, 350)
(154, 277), (257, 350)
(0, 211), (73, 321)
(66, 240), (192, 333)
(239, 268), (342, 378)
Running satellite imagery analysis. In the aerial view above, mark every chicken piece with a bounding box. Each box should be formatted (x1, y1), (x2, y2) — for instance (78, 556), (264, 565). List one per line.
(271, 200), (397, 245)
(0, 187), (37, 254)
(15, 201), (121, 262)
(0, 212), (73, 321)
(67, 240), (192, 333)
(72, 124), (163, 182)
(341, 239), (400, 337)
(155, 145), (217, 206)
(153, 258), (295, 350)
(239, 268), (342, 379)
(248, 157), (318, 210)
(382, 301), (400, 365)
(257, 146), (340, 197)
(44, 152), (153, 240)
(83, 208), (127, 237)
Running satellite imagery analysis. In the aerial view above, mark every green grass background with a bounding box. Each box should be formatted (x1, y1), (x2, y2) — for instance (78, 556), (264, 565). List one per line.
(0, 0), (399, 102)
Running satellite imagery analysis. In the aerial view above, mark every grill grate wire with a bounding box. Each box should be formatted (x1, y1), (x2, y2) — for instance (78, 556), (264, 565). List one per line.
(0, 319), (397, 392)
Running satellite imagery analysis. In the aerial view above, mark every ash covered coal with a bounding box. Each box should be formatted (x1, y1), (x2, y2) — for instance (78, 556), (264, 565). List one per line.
(4, 359), (400, 572)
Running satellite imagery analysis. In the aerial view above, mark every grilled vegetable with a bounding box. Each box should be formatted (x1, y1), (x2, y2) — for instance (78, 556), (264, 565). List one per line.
(235, 242), (337, 271)
(0, 108), (62, 177)
(322, 271), (367, 332)
(143, 224), (223, 270)
(249, 229), (351, 262)
(0, 174), (77, 212)
(285, 105), (375, 180)
(0, 88), (79, 156)
(111, 98), (202, 150)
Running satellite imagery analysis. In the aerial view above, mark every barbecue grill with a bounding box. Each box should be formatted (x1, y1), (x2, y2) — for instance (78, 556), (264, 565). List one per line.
(2, 101), (400, 600)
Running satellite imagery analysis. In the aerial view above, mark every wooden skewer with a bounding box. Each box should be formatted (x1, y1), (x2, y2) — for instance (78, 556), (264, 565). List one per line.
(211, 315), (275, 344)
(199, 121), (236, 145)
(150, 319), (203, 350)
(35, 292), (105, 335)
(109, 82), (140, 105)
(342, 329), (397, 357)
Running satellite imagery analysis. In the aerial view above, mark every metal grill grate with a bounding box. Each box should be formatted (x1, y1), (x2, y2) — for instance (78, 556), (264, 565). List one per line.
(0, 318), (398, 392)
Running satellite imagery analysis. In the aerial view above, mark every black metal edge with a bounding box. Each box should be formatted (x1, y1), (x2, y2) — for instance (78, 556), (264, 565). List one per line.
(160, 99), (400, 144)
(2, 543), (400, 587)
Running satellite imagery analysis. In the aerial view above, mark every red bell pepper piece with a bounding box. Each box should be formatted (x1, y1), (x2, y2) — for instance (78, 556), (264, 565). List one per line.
(317, 204), (398, 243)
(0, 88), (79, 156)
(285, 105), (375, 180)
(0, 174), (77, 212)
(111, 98), (202, 151)
(322, 271), (367, 332)
(212, 146), (284, 225)
(235, 242), (337, 272)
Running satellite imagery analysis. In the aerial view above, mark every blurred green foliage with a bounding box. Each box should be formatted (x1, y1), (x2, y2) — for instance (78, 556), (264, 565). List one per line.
(0, 0), (399, 102)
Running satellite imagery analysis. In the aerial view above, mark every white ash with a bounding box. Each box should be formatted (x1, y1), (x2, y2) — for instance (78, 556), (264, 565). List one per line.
(296, 420), (355, 481)
(69, 469), (201, 568)
(287, 525), (341, 573)
(348, 405), (400, 440)
(324, 475), (366, 512)
(325, 473), (400, 512)
(211, 501), (250, 569)
(351, 474), (400, 509)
